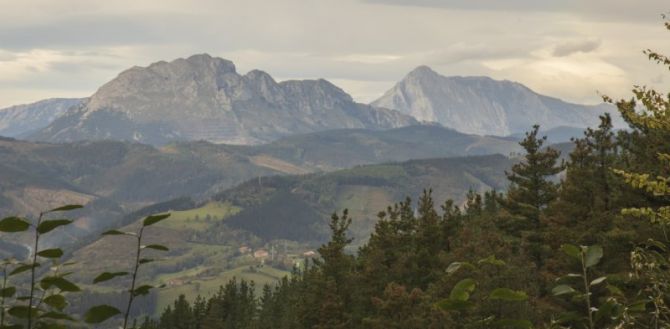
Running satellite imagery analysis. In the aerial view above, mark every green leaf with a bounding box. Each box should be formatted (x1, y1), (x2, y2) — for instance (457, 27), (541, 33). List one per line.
(0, 217), (30, 233)
(84, 305), (121, 324)
(37, 220), (72, 234)
(10, 263), (38, 276)
(628, 300), (647, 312)
(552, 284), (576, 296)
(594, 300), (619, 324)
(139, 258), (154, 265)
(40, 311), (74, 321)
(489, 288), (528, 302)
(445, 262), (473, 275)
(132, 284), (154, 297)
(493, 319), (533, 329)
(590, 276), (607, 286)
(435, 298), (474, 311)
(143, 244), (169, 251)
(102, 230), (134, 236)
(0, 287), (16, 298)
(47, 205), (83, 212)
(93, 272), (129, 284)
(584, 245), (603, 268)
(43, 294), (67, 310)
(606, 284), (624, 296)
(37, 248), (64, 259)
(7, 305), (37, 319)
(40, 276), (81, 292)
(449, 278), (476, 302)
(478, 255), (506, 266)
(560, 244), (581, 260)
(143, 213), (170, 227)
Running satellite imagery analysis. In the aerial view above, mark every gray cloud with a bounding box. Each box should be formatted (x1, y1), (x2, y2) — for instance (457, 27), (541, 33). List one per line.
(553, 40), (602, 57)
(424, 44), (530, 65)
(361, 0), (670, 22)
(0, 0), (668, 108)
(0, 15), (171, 50)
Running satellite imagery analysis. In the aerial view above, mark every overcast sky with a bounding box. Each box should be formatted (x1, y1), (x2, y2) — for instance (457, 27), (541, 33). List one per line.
(1, 0), (668, 108)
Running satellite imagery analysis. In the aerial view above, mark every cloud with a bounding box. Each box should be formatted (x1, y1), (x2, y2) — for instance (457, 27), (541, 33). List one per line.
(361, 0), (670, 22)
(0, 15), (173, 50)
(552, 40), (602, 57)
(0, 0), (668, 108)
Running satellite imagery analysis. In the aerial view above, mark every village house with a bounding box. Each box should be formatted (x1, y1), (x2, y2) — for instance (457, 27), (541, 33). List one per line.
(253, 249), (269, 259)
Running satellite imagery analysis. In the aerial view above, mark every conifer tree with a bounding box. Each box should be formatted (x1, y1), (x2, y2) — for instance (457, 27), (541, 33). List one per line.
(503, 124), (563, 229)
(414, 190), (443, 288)
(312, 210), (355, 329)
(553, 114), (620, 243)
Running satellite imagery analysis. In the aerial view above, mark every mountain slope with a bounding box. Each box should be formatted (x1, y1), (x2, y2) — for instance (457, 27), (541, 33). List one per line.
(0, 126), (520, 259)
(372, 66), (625, 136)
(0, 98), (84, 137)
(238, 125), (521, 170)
(31, 54), (417, 145)
(0, 125), (520, 218)
(212, 154), (513, 244)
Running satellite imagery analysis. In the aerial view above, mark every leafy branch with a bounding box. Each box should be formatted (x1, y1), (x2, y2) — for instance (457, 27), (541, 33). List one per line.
(86, 213), (171, 328)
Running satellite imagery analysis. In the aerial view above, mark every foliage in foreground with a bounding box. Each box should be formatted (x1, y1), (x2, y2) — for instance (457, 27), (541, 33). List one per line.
(0, 209), (172, 329)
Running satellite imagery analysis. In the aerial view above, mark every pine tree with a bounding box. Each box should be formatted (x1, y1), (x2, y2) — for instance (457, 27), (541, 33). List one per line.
(551, 114), (620, 245)
(192, 295), (207, 329)
(503, 124), (564, 229)
(171, 295), (194, 329)
(312, 210), (355, 329)
(414, 190), (444, 289)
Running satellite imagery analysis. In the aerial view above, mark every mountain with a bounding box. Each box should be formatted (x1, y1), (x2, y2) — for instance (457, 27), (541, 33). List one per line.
(371, 66), (625, 136)
(0, 98), (84, 137)
(212, 154), (513, 244)
(0, 125), (519, 217)
(30, 54), (417, 146)
(239, 125), (521, 171)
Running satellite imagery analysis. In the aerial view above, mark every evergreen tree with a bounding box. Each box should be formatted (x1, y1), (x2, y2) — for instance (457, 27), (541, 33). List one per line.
(503, 124), (564, 229)
(192, 295), (207, 329)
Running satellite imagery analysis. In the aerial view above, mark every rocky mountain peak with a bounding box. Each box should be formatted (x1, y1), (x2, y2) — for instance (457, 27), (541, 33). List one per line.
(31, 55), (416, 145)
(406, 65), (440, 79)
(372, 67), (624, 136)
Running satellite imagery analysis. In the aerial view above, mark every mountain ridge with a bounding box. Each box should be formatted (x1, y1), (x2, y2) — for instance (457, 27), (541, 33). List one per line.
(0, 98), (85, 138)
(372, 65), (625, 136)
(30, 54), (417, 146)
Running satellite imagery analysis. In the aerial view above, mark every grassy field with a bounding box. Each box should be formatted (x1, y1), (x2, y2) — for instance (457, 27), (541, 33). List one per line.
(159, 201), (241, 231)
(155, 265), (289, 313)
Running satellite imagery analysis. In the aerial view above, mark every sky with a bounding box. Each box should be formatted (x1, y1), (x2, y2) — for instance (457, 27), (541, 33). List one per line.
(0, 0), (669, 108)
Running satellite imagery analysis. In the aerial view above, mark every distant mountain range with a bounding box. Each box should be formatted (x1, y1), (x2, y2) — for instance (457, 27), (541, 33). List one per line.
(0, 98), (84, 138)
(372, 66), (625, 136)
(28, 54), (416, 145)
(0, 56), (626, 145)
(0, 125), (520, 219)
